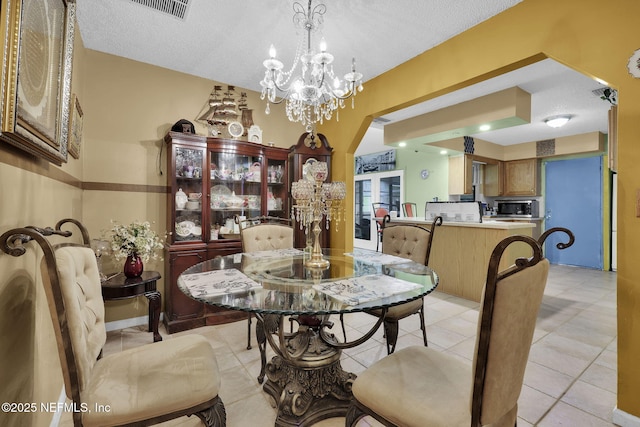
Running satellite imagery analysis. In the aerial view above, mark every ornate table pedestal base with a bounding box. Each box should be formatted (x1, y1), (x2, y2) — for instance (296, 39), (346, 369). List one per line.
(262, 323), (355, 427)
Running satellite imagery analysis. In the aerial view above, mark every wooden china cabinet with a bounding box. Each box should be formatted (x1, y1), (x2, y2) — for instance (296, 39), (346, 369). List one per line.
(288, 132), (333, 248)
(164, 131), (289, 333)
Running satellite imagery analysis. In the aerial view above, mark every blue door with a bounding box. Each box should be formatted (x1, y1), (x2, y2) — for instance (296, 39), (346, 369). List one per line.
(544, 156), (603, 268)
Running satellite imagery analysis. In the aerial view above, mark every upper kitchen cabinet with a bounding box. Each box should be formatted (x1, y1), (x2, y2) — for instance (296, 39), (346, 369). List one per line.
(483, 160), (504, 197)
(448, 154), (473, 195)
(503, 158), (540, 196)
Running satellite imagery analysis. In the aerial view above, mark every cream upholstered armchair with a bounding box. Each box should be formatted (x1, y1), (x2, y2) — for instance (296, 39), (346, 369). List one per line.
(345, 229), (574, 427)
(362, 216), (442, 354)
(238, 216), (293, 382)
(1, 223), (226, 427)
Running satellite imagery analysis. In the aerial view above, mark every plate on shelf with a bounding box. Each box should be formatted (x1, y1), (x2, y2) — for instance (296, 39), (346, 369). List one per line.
(211, 185), (232, 195)
(175, 220), (195, 237)
(228, 121), (244, 138)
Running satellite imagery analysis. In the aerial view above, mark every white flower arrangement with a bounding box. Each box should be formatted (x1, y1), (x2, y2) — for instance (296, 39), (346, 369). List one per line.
(108, 220), (164, 262)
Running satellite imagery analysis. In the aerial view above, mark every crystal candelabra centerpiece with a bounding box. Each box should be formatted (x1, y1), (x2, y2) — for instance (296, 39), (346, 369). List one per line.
(291, 161), (345, 268)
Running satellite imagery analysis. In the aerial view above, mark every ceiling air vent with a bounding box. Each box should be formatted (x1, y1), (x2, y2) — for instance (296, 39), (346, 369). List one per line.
(129, 0), (190, 20)
(373, 117), (391, 124)
(591, 87), (608, 97)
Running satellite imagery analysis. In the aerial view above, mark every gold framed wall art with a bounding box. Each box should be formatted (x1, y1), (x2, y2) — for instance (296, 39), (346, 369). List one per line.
(0, 0), (76, 165)
(68, 94), (82, 159)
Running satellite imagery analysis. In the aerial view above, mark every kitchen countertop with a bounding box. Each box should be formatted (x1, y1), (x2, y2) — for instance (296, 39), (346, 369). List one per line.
(389, 217), (535, 229)
(484, 216), (544, 222)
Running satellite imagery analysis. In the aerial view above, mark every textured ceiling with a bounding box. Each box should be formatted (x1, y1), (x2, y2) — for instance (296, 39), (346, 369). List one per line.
(75, 0), (611, 147)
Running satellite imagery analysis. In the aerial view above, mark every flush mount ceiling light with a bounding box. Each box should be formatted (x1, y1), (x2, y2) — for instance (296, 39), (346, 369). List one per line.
(259, 0), (363, 132)
(544, 115), (572, 128)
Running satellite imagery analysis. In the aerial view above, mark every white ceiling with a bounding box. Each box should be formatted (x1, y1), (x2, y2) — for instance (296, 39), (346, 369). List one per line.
(75, 0), (612, 148)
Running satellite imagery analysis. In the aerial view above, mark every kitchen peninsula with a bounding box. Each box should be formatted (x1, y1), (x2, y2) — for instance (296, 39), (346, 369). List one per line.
(385, 217), (535, 301)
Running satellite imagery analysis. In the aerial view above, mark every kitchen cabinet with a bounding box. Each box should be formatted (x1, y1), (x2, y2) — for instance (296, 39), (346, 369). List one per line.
(448, 154), (473, 195)
(288, 132), (333, 248)
(164, 131), (289, 333)
(503, 158), (540, 196)
(483, 161), (504, 197)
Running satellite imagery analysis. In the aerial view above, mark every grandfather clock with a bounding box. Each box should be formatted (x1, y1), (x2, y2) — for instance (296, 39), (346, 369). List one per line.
(289, 132), (333, 248)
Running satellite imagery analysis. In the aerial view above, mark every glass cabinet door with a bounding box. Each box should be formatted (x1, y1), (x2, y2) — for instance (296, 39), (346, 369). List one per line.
(266, 158), (287, 218)
(209, 151), (262, 240)
(173, 146), (205, 243)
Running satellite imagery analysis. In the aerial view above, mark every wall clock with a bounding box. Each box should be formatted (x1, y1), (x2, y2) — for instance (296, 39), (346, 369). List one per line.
(421, 169), (430, 179)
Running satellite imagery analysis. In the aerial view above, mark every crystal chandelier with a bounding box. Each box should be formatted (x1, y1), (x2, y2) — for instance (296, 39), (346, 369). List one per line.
(259, 0), (364, 132)
(291, 161), (345, 268)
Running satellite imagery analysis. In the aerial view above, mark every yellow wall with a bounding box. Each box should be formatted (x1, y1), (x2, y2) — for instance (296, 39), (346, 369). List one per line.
(79, 50), (303, 322)
(320, 0), (640, 418)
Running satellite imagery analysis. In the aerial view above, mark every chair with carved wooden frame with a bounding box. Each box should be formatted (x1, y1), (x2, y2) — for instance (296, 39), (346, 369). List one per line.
(345, 228), (574, 427)
(238, 215), (294, 383)
(1, 220), (226, 427)
(401, 202), (417, 218)
(338, 216), (442, 352)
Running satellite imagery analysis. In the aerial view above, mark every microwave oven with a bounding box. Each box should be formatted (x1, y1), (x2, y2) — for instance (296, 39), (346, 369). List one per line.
(496, 200), (539, 218)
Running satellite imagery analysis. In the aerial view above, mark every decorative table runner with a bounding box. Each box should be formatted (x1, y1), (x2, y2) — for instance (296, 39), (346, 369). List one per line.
(345, 249), (413, 266)
(313, 274), (422, 306)
(182, 268), (261, 297)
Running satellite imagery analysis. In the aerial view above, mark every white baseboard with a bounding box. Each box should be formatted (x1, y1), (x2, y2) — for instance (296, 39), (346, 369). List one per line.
(49, 387), (66, 427)
(613, 407), (640, 427)
(105, 313), (164, 332)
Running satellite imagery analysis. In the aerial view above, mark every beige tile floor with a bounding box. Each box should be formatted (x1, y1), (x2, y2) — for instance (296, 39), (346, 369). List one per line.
(97, 264), (618, 427)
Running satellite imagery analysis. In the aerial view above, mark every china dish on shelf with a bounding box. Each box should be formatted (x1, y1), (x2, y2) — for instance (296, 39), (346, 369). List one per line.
(228, 121), (244, 138)
(175, 220), (195, 237)
(211, 185), (232, 195)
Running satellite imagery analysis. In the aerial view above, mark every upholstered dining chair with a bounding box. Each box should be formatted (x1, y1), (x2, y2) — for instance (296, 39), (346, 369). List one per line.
(345, 229), (575, 427)
(371, 202), (390, 251)
(239, 216), (293, 382)
(371, 216), (442, 354)
(401, 202), (417, 218)
(0, 223), (226, 427)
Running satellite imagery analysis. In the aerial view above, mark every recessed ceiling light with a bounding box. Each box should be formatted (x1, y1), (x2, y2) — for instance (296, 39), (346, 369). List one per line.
(440, 150), (448, 155)
(544, 115), (572, 128)
(398, 142), (407, 147)
(479, 124), (491, 131)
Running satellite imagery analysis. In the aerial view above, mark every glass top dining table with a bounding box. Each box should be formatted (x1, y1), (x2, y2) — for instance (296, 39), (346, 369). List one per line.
(177, 248), (439, 316)
(177, 247), (439, 427)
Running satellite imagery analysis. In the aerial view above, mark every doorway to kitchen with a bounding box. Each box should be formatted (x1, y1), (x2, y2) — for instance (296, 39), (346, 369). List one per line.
(544, 156), (603, 269)
(354, 171), (404, 250)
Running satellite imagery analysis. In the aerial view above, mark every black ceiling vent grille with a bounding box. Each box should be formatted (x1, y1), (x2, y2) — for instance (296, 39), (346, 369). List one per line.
(129, 0), (189, 20)
(372, 117), (391, 124)
(536, 139), (555, 157)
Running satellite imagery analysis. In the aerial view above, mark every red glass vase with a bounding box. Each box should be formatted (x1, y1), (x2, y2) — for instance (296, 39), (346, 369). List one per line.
(123, 254), (144, 278)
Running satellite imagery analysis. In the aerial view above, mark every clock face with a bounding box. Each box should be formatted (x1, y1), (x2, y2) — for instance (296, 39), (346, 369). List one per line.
(303, 158), (318, 182)
(228, 121), (244, 138)
(421, 169), (430, 179)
